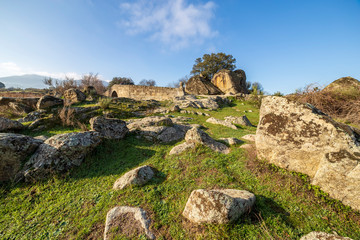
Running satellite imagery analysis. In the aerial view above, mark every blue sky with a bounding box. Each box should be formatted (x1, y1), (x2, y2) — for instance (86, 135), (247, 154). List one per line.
(0, 0), (359, 94)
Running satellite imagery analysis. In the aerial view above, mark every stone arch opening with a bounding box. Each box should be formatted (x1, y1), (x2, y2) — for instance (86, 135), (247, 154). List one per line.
(111, 91), (118, 97)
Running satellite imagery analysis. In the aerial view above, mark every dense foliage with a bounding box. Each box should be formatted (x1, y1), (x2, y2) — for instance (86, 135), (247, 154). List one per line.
(138, 79), (156, 86)
(190, 52), (236, 80)
(108, 77), (134, 88)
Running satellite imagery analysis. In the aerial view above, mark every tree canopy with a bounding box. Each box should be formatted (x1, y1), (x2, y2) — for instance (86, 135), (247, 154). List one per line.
(190, 52), (236, 80)
(108, 77), (134, 88)
(138, 79), (156, 86)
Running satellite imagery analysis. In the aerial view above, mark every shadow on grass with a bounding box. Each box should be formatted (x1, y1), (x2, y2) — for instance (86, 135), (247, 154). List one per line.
(70, 136), (157, 179)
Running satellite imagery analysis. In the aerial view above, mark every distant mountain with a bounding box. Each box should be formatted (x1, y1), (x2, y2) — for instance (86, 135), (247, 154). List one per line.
(0, 74), (109, 89)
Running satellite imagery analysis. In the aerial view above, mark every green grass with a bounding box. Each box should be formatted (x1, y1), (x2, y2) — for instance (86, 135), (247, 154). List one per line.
(1, 99), (359, 240)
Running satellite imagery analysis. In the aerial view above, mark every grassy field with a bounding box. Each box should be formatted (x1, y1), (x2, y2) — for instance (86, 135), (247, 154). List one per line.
(1, 99), (360, 240)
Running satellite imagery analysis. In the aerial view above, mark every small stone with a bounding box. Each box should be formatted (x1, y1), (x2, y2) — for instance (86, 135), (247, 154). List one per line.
(104, 206), (155, 240)
(206, 117), (237, 130)
(220, 137), (243, 145)
(169, 142), (196, 155)
(300, 231), (353, 240)
(113, 165), (155, 190)
(241, 134), (256, 142)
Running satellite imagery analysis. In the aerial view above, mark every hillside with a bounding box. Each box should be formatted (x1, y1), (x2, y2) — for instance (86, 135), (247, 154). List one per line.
(0, 74), (109, 89)
(0, 95), (359, 239)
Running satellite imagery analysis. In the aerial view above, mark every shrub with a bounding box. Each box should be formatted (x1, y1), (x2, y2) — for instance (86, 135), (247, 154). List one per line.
(98, 98), (112, 110)
(58, 107), (88, 131)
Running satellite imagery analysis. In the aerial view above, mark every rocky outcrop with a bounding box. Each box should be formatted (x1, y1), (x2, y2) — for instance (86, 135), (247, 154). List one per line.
(224, 115), (253, 127)
(173, 95), (230, 110)
(300, 231), (353, 240)
(104, 206), (155, 240)
(18, 110), (46, 123)
(23, 131), (102, 182)
(185, 75), (221, 95)
(323, 76), (360, 95)
(206, 117), (237, 129)
(256, 96), (360, 210)
(182, 189), (255, 224)
(211, 69), (247, 95)
(113, 165), (155, 190)
(8, 102), (33, 115)
(37, 95), (63, 110)
(0, 133), (42, 181)
(127, 116), (190, 143)
(0, 117), (24, 132)
(90, 116), (128, 139)
(63, 88), (86, 104)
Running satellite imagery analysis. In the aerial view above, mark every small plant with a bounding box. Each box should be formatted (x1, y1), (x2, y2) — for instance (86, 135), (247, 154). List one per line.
(98, 98), (112, 110)
(273, 91), (283, 96)
(58, 107), (88, 131)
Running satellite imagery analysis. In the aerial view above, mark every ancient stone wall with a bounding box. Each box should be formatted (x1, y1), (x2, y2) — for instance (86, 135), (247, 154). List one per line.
(106, 85), (185, 101)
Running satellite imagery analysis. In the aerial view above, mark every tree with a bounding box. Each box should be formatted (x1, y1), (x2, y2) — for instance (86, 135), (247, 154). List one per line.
(138, 79), (156, 86)
(0, 82), (5, 89)
(108, 77), (134, 89)
(190, 52), (236, 80)
(79, 73), (105, 94)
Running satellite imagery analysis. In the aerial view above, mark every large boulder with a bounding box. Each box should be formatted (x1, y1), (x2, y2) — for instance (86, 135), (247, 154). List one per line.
(0, 117), (24, 132)
(211, 69), (247, 95)
(104, 206), (155, 240)
(185, 75), (222, 95)
(18, 110), (46, 123)
(90, 116), (128, 139)
(173, 95), (222, 110)
(8, 102), (34, 115)
(300, 231), (353, 240)
(37, 95), (63, 110)
(256, 96), (360, 210)
(184, 127), (230, 154)
(63, 88), (86, 104)
(113, 165), (155, 190)
(0, 133), (42, 181)
(182, 189), (255, 224)
(23, 131), (102, 182)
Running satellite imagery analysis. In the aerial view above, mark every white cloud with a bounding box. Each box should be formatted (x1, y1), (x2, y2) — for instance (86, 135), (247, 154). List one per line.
(118, 0), (217, 49)
(0, 62), (82, 80)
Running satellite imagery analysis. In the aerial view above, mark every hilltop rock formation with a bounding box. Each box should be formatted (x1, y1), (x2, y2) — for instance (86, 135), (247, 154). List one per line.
(63, 88), (86, 104)
(113, 165), (155, 190)
(323, 76), (360, 94)
(185, 75), (221, 95)
(0, 133), (42, 181)
(23, 131), (102, 182)
(0, 117), (24, 132)
(104, 206), (155, 240)
(182, 189), (255, 224)
(256, 96), (360, 210)
(90, 116), (128, 139)
(37, 95), (63, 110)
(211, 69), (247, 95)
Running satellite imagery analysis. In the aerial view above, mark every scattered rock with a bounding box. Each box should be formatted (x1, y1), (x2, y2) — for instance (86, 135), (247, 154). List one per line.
(90, 116), (128, 139)
(256, 96), (360, 210)
(170, 105), (181, 112)
(113, 165), (156, 190)
(241, 134), (256, 142)
(184, 127), (230, 154)
(104, 206), (155, 240)
(0, 133), (42, 181)
(185, 75), (222, 95)
(63, 88), (86, 104)
(182, 189), (255, 224)
(174, 95), (220, 110)
(28, 115), (58, 131)
(224, 115), (253, 127)
(220, 137), (243, 145)
(239, 144), (254, 150)
(206, 117), (237, 129)
(18, 110), (46, 123)
(37, 95), (63, 110)
(0, 117), (24, 132)
(211, 69), (248, 95)
(23, 131), (102, 182)
(300, 231), (353, 240)
(169, 142), (196, 155)
(128, 116), (189, 143)
(8, 102), (34, 115)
